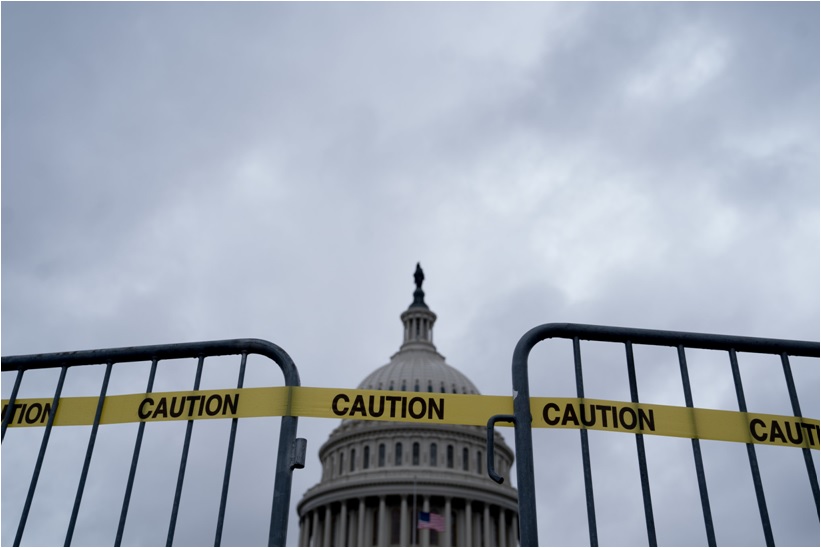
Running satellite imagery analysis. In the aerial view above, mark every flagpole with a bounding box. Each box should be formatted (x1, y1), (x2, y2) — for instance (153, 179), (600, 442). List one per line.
(412, 476), (417, 547)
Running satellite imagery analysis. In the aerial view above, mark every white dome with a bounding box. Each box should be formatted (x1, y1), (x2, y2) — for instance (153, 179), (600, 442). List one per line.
(357, 347), (480, 395)
(297, 265), (519, 547)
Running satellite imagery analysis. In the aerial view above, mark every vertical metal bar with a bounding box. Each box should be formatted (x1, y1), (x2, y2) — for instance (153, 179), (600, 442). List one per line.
(14, 365), (68, 546)
(269, 413), (299, 547)
(512, 330), (539, 547)
(65, 361), (113, 546)
(677, 346), (716, 547)
(214, 352), (248, 546)
(115, 358), (159, 546)
(573, 337), (598, 547)
(167, 356), (205, 547)
(729, 349), (774, 546)
(624, 342), (657, 546)
(2, 369), (25, 442)
(780, 353), (820, 517)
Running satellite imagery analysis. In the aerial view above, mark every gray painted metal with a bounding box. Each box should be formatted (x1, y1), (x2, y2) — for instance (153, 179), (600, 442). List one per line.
(780, 353), (821, 516)
(487, 414), (516, 484)
(215, 353), (249, 547)
(728, 348), (774, 547)
(65, 361), (113, 546)
(677, 346), (717, 546)
(116, 357), (159, 546)
(572, 337), (598, 547)
(167, 356), (206, 547)
(509, 323), (820, 547)
(625, 342), (656, 547)
(1, 339), (304, 547)
(13, 365), (67, 547)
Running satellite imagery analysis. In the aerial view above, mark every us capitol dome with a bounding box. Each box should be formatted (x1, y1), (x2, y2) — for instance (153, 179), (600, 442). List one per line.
(297, 265), (519, 547)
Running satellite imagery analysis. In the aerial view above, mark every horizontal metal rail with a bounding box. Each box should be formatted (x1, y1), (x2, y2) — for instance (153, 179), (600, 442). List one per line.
(2, 338), (303, 547)
(511, 323), (820, 547)
(2, 339), (301, 384)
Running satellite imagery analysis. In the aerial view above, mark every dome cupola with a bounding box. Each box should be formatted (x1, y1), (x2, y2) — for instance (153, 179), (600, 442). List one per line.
(400, 262), (436, 349)
(358, 264), (479, 395)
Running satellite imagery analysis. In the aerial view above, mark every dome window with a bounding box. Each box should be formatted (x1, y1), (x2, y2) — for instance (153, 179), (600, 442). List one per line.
(412, 442), (420, 466)
(462, 447), (469, 471)
(401, 381), (406, 391)
(414, 380), (419, 392)
(476, 450), (482, 474)
(363, 446), (370, 469)
(389, 381), (394, 391)
(395, 442), (402, 466)
(447, 445), (454, 468)
(378, 443), (386, 467)
(339, 451), (345, 475)
(350, 448), (356, 472)
(430, 443), (437, 466)
(427, 382), (433, 393)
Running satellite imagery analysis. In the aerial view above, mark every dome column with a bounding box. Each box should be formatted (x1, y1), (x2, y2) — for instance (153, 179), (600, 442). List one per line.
(444, 496), (452, 547)
(400, 495), (409, 546)
(323, 505), (332, 546)
(346, 504), (356, 547)
(378, 496), (387, 546)
(464, 502), (472, 547)
(421, 496), (430, 547)
(472, 504), (482, 545)
(357, 498), (366, 546)
(337, 501), (348, 547)
(483, 503), (491, 547)
(299, 512), (309, 546)
(308, 510), (319, 546)
(499, 508), (507, 547)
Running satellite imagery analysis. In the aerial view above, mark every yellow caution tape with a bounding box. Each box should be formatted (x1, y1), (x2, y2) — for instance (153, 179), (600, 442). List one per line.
(529, 397), (819, 451)
(3, 387), (818, 451)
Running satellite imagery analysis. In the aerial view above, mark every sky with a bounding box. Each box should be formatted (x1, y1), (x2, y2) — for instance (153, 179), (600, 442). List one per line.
(1, 2), (819, 546)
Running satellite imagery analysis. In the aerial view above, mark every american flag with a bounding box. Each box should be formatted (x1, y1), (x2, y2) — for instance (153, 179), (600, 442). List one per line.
(417, 511), (445, 532)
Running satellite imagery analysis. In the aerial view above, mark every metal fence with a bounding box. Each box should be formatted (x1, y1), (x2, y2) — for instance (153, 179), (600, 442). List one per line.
(505, 323), (819, 547)
(1, 339), (305, 547)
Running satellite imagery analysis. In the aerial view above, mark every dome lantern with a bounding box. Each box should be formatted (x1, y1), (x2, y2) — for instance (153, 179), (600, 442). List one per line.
(401, 263), (438, 349)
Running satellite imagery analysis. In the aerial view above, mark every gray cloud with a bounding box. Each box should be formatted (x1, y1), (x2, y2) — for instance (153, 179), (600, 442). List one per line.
(3, 2), (818, 546)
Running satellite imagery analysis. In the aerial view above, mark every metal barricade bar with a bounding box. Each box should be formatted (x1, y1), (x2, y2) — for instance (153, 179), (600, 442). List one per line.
(65, 360), (113, 546)
(510, 323), (820, 547)
(1, 338), (303, 547)
(115, 357), (159, 546)
(215, 352), (249, 547)
(677, 345), (717, 547)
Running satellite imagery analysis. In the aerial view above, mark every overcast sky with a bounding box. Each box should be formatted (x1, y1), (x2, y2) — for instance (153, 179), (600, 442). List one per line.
(2, 2), (819, 547)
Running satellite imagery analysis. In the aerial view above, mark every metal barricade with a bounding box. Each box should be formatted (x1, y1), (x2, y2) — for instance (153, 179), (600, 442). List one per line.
(500, 323), (819, 547)
(1, 339), (306, 547)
